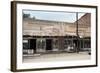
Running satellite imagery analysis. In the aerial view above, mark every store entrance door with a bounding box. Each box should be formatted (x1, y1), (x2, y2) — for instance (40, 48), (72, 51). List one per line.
(30, 39), (36, 53)
(46, 39), (52, 51)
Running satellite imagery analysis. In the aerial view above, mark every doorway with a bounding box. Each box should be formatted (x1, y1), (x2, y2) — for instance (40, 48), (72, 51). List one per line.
(46, 39), (53, 51)
(29, 39), (36, 53)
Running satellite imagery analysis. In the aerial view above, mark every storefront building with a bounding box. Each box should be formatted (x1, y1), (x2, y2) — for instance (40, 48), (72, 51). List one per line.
(23, 13), (91, 54)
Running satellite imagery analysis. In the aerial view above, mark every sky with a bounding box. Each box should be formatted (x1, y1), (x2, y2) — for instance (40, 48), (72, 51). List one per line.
(23, 10), (86, 23)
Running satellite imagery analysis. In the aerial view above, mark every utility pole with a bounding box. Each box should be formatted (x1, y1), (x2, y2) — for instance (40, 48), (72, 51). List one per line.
(76, 12), (79, 53)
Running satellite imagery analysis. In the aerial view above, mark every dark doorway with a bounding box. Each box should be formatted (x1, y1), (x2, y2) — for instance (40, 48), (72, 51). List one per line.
(29, 39), (36, 53)
(73, 39), (80, 52)
(46, 39), (52, 50)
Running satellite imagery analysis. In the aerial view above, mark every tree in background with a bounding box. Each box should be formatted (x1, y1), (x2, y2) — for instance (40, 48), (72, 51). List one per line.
(23, 13), (30, 18)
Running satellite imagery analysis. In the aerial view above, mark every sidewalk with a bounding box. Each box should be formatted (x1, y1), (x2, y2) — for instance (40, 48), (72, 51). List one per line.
(23, 52), (91, 63)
